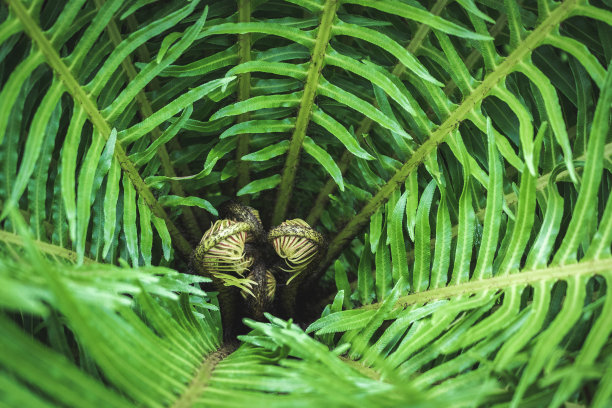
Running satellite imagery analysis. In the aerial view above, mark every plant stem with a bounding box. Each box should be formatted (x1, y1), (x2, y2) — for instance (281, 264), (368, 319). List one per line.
(171, 343), (237, 408)
(271, 0), (338, 226)
(316, 0), (579, 277)
(94, 0), (203, 242)
(0, 230), (95, 264)
(236, 0), (252, 200)
(305, 0), (448, 227)
(124, 14), (212, 229)
(315, 139), (609, 310)
(360, 257), (612, 311)
(7, 0), (194, 258)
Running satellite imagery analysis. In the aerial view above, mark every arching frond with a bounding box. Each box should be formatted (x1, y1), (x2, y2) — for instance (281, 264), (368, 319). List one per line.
(1, 0), (611, 407)
(310, 63), (612, 407)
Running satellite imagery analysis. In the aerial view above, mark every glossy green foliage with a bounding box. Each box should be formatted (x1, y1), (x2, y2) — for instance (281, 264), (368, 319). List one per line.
(1, 0), (612, 407)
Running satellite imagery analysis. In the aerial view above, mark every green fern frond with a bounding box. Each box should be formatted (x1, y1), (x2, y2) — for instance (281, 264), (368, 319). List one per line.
(1, 0), (612, 407)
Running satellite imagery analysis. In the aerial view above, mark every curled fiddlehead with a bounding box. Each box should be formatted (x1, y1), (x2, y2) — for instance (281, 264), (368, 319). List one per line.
(268, 219), (325, 284)
(193, 202), (324, 322)
(267, 218), (325, 319)
(192, 219), (256, 296)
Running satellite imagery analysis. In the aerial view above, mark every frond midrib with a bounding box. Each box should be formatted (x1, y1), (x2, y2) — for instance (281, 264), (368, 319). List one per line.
(236, 0), (253, 194)
(7, 0), (193, 258)
(272, 0), (338, 226)
(93, 0), (203, 242)
(171, 343), (237, 408)
(0, 229), (95, 264)
(360, 257), (612, 311)
(95, 0), (202, 239)
(306, 0), (449, 227)
(318, 0), (580, 275)
(315, 138), (612, 308)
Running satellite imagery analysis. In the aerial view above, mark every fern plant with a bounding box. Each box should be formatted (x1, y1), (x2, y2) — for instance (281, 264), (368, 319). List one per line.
(1, 0), (612, 406)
